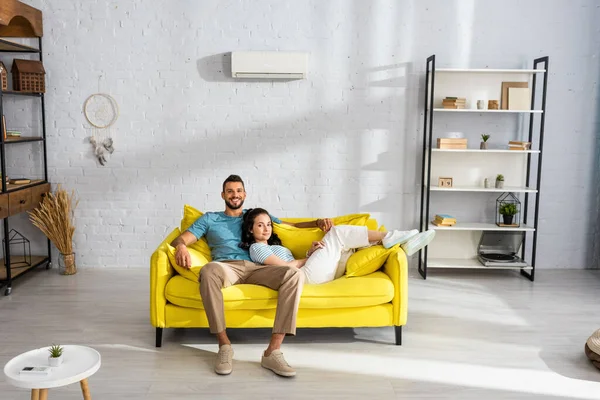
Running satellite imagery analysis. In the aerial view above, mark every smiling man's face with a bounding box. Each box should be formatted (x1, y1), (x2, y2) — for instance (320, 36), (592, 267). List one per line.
(222, 182), (246, 210)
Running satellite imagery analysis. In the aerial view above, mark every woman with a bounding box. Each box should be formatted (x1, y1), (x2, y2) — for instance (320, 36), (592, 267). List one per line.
(239, 208), (435, 284)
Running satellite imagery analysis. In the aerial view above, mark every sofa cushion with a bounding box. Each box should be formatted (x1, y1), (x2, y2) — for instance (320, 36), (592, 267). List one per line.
(166, 244), (209, 282)
(345, 245), (394, 277)
(274, 213), (371, 259)
(165, 271), (394, 310)
(179, 204), (212, 260)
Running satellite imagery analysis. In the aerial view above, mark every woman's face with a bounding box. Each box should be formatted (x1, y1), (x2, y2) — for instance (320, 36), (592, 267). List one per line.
(251, 213), (272, 242)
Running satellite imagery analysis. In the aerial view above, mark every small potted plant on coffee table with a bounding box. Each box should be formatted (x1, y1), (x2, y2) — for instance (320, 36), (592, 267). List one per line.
(48, 344), (64, 367)
(499, 203), (518, 225)
(480, 134), (490, 149)
(495, 174), (504, 189)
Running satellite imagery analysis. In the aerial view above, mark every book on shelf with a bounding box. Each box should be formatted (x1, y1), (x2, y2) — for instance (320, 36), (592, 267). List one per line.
(432, 214), (456, 226)
(9, 178), (31, 184)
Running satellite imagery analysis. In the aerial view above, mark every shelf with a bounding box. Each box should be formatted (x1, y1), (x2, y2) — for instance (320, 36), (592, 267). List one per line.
(430, 185), (537, 193)
(427, 257), (532, 270)
(6, 179), (44, 192)
(1, 91), (43, 97)
(430, 222), (535, 232)
(432, 149), (540, 154)
(3, 136), (44, 144)
(434, 68), (545, 74)
(433, 108), (543, 114)
(0, 38), (40, 53)
(0, 256), (48, 280)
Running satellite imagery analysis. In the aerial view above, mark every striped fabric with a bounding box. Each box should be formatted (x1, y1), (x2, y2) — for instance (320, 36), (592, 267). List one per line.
(249, 243), (295, 264)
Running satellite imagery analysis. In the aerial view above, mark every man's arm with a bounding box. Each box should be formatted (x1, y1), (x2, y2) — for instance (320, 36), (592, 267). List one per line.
(170, 231), (198, 248)
(170, 231), (198, 268)
(281, 218), (333, 232)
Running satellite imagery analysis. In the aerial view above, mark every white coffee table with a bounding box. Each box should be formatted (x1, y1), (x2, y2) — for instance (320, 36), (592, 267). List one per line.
(3, 345), (101, 399)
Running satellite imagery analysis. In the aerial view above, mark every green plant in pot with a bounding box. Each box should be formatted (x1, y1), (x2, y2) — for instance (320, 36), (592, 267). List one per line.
(48, 344), (64, 367)
(480, 134), (490, 149)
(495, 174), (504, 189)
(499, 203), (518, 225)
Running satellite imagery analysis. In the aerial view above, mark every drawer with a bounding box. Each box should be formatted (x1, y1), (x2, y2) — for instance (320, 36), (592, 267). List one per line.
(8, 189), (32, 216)
(31, 183), (51, 208)
(0, 194), (7, 219)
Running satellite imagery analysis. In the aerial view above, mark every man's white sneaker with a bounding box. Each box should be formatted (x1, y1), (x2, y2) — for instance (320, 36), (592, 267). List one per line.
(215, 344), (233, 375)
(382, 229), (418, 249)
(401, 230), (436, 256)
(261, 350), (296, 377)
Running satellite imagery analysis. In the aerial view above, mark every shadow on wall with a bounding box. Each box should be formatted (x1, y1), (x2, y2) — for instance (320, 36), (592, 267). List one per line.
(591, 60), (600, 270)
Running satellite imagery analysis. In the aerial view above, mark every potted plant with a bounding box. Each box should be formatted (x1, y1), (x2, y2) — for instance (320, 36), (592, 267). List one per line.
(48, 344), (64, 367)
(480, 134), (490, 149)
(28, 185), (79, 275)
(495, 174), (504, 189)
(499, 203), (518, 225)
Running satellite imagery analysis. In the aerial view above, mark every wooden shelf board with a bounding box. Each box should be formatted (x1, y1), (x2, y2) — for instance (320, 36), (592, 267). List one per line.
(1, 91), (43, 97)
(432, 149), (540, 154)
(4, 136), (43, 143)
(433, 108), (543, 114)
(427, 257), (532, 270)
(6, 179), (44, 192)
(0, 255), (47, 280)
(430, 185), (538, 193)
(434, 68), (545, 74)
(0, 38), (39, 53)
(429, 222), (535, 232)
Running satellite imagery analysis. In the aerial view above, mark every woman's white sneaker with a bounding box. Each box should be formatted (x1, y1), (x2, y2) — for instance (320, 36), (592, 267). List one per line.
(382, 229), (419, 249)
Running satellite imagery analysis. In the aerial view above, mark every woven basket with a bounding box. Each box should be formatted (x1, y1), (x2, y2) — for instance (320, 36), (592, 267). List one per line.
(11, 59), (45, 93)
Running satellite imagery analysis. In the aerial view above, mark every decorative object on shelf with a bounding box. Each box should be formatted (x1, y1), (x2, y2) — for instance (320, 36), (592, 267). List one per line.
(11, 59), (45, 93)
(487, 100), (499, 110)
(480, 134), (490, 149)
(437, 138), (467, 149)
(477, 100), (486, 110)
(495, 174), (504, 189)
(48, 344), (64, 367)
(508, 140), (531, 150)
(28, 185), (79, 275)
(484, 178), (490, 188)
(501, 81), (528, 109)
(84, 91), (119, 166)
(508, 87), (531, 110)
(442, 97), (466, 109)
(9, 178), (31, 184)
(585, 329), (600, 370)
(438, 177), (453, 188)
(496, 192), (521, 227)
(2, 230), (31, 268)
(431, 214), (456, 227)
(0, 61), (7, 90)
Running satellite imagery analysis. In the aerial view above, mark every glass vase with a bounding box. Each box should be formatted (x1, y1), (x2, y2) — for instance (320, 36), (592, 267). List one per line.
(59, 252), (77, 275)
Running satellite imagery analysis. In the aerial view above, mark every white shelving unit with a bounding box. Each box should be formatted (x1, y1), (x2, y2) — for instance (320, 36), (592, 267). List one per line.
(419, 55), (549, 281)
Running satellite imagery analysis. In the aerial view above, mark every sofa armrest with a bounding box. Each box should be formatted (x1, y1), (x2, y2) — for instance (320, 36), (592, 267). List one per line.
(382, 248), (408, 326)
(150, 228), (181, 328)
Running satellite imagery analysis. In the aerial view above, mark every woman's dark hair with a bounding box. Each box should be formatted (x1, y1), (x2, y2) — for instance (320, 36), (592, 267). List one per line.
(239, 208), (282, 250)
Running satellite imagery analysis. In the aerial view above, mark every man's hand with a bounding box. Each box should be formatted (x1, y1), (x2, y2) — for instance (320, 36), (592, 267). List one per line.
(307, 240), (325, 257)
(175, 244), (192, 269)
(316, 218), (333, 232)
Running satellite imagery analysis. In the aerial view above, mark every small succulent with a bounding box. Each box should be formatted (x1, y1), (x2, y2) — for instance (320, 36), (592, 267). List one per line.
(481, 134), (490, 142)
(48, 344), (63, 358)
(499, 203), (518, 216)
(496, 174), (504, 181)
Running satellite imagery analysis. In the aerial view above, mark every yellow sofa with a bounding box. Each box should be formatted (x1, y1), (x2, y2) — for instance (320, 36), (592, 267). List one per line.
(150, 216), (408, 347)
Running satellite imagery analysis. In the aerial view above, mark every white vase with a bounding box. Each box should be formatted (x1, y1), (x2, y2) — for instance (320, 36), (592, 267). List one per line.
(48, 355), (63, 367)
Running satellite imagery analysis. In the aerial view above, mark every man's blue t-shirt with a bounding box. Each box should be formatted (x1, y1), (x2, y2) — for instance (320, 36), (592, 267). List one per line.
(186, 210), (282, 262)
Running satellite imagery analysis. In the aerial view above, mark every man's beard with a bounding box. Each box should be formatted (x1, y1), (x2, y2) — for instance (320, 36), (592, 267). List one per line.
(225, 198), (244, 210)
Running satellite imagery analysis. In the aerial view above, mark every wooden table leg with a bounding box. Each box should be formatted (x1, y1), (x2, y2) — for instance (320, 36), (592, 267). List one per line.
(80, 378), (91, 400)
(39, 389), (48, 400)
(31, 389), (40, 400)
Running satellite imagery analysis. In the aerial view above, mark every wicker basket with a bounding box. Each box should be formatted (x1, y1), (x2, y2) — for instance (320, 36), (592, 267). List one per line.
(11, 59), (45, 93)
(0, 62), (7, 91)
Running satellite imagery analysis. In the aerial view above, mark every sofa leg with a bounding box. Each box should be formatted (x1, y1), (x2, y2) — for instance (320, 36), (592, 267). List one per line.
(394, 326), (402, 345)
(156, 327), (163, 347)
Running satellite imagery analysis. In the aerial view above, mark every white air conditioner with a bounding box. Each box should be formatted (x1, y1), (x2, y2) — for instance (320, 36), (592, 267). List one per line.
(231, 51), (308, 79)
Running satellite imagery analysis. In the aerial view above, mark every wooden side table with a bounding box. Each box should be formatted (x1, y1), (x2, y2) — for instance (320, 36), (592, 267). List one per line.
(3, 345), (101, 399)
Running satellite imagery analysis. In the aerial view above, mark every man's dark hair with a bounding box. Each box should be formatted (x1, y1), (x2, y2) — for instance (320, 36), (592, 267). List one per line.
(239, 208), (282, 250)
(222, 174), (245, 192)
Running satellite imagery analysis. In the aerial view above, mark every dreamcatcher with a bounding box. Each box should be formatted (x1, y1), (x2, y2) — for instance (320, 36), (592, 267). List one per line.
(84, 92), (119, 166)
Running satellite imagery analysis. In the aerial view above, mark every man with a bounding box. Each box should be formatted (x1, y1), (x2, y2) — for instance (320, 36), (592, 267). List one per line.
(171, 174), (333, 377)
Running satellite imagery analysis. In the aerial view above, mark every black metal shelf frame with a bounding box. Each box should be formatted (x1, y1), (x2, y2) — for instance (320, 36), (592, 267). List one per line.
(0, 36), (51, 296)
(418, 55), (549, 282)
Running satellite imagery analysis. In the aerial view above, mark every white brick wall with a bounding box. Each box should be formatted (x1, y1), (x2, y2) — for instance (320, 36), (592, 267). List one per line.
(1, 0), (598, 269)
